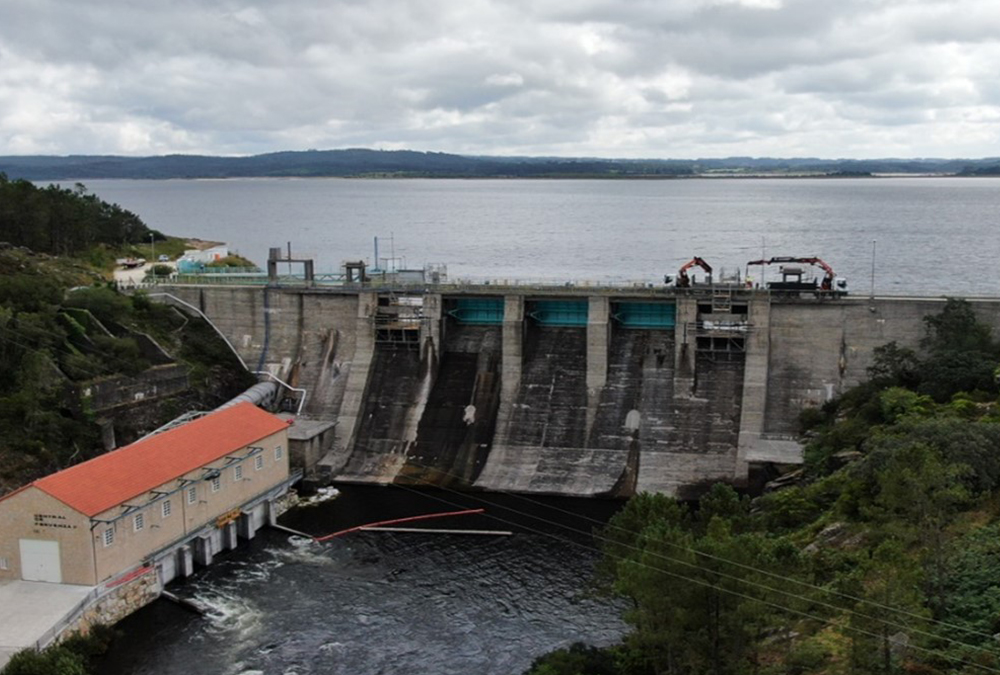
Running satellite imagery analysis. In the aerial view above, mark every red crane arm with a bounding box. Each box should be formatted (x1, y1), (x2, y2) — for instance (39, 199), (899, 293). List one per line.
(675, 257), (712, 287)
(678, 256), (713, 275)
(800, 257), (836, 280)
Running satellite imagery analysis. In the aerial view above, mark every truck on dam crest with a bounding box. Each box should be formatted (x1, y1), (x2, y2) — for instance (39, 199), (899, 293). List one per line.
(140, 247), (1000, 501)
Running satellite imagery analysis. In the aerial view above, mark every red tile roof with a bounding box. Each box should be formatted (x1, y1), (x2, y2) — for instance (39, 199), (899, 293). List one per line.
(31, 402), (290, 517)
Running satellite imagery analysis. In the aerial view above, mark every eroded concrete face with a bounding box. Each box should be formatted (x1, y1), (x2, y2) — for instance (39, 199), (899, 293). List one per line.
(478, 325), (610, 495)
(399, 325), (502, 487)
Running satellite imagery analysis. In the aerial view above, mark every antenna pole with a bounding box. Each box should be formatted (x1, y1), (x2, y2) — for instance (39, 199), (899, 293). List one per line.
(869, 239), (877, 300)
(761, 236), (766, 285)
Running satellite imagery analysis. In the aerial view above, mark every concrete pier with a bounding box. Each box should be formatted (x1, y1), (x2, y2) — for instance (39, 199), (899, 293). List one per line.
(736, 297), (771, 477)
(329, 292), (377, 466)
(237, 512), (256, 540)
(223, 522), (239, 551)
(586, 296), (610, 391)
(177, 546), (194, 578)
(586, 297), (610, 439)
(493, 295), (524, 451)
(673, 296), (698, 396)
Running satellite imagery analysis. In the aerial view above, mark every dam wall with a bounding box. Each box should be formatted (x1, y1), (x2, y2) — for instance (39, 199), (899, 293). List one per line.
(763, 298), (1000, 434)
(154, 284), (1000, 497)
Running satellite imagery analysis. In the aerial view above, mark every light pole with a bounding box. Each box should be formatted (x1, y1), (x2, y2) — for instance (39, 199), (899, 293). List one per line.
(150, 233), (155, 265)
(870, 239), (876, 300)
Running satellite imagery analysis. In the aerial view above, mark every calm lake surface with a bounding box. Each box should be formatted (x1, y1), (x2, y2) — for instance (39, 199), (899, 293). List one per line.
(77, 176), (1000, 296)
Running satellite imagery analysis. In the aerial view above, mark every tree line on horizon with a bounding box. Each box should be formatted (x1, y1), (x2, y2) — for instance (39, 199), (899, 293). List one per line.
(1, 149), (999, 180)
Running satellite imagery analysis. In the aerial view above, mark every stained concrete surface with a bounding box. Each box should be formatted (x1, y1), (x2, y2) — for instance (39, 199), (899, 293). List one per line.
(399, 324), (502, 487)
(337, 346), (426, 483)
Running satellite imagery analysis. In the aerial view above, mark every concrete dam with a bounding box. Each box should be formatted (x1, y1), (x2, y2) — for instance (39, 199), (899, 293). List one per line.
(155, 280), (1000, 499)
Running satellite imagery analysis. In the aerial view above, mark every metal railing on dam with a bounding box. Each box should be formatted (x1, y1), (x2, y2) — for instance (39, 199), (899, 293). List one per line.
(129, 271), (758, 299)
(142, 273), (1000, 303)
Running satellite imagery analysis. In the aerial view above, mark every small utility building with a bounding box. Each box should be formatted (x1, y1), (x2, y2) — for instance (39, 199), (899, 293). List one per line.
(0, 402), (292, 586)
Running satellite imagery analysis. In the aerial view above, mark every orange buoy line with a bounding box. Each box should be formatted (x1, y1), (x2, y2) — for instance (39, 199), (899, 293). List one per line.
(313, 508), (486, 542)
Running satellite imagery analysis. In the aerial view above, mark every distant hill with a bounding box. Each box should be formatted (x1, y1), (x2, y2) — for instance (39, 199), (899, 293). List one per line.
(1, 149), (999, 180)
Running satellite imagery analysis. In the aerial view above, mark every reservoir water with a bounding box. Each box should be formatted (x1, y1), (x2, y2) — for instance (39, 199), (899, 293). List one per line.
(77, 176), (1000, 297)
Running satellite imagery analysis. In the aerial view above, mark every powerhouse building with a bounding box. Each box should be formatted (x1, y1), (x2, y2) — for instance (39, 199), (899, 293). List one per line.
(0, 402), (292, 586)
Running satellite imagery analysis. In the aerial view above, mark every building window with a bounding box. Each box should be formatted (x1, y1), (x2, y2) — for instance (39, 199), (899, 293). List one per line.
(162, 499), (172, 518)
(0, 557), (9, 571)
(275, 445), (283, 461)
(255, 454), (264, 471)
(133, 512), (144, 532)
(187, 486), (197, 504)
(211, 475), (221, 493)
(234, 464), (243, 482)
(103, 528), (114, 547)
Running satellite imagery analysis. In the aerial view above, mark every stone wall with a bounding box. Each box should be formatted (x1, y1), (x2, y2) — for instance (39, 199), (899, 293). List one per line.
(38, 567), (162, 651)
(67, 568), (161, 640)
(80, 364), (189, 413)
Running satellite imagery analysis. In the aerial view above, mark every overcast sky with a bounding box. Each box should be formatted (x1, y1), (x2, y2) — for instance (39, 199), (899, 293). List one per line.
(2, 0), (999, 159)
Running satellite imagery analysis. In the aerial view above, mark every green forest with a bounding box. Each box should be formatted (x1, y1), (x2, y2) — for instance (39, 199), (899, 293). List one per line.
(529, 299), (1000, 675)
(0, 174), (159, 258)
(0, 175), (253, 492)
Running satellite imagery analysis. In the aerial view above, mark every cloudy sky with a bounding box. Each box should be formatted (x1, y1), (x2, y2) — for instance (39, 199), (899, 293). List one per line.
(2, 0), (999, 158)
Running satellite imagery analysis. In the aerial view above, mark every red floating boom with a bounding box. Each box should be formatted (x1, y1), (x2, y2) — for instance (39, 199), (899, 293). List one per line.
(313, 508), (486, 542)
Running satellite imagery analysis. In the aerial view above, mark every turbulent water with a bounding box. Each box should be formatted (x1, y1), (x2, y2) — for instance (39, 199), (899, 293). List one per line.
(74, 176), (1000, 297)
(97, 487), (628, 675)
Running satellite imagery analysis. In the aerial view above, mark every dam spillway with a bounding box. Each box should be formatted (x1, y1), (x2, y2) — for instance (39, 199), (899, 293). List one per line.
(400, 323), (502, 487)
(154, 281), (1000, 498)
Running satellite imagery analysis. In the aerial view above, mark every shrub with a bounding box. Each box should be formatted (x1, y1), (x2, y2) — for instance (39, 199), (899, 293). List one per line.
(63, 287), (132, 327)
(524, 642), (619, 675)
(1, 646), (87, 675)
(784, 639), (832, 675)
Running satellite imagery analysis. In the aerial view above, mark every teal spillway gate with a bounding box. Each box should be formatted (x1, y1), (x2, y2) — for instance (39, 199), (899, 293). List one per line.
(528, 300), (589, 326)
(612, 301), (676, 329)
(447, 299), (673, 327)
(448, 298), (505, 324)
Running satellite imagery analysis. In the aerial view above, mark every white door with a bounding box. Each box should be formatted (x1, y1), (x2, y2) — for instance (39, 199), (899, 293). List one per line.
(19, 539), (62, 583)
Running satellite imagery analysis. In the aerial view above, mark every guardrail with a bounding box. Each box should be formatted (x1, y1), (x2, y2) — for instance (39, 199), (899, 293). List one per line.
(145, 275), (703, 295)
(133, 270), (787, 300)
(33, 565), (159, 651)
(159, 274), (674, 289)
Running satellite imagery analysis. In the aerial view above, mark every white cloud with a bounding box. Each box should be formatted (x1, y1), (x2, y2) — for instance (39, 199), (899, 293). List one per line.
(1, 0), (999, 157)
(485, 73), (525, 87)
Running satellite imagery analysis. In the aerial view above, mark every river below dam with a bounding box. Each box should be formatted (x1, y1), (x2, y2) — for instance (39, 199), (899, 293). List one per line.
(96, 485), (629, 675)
